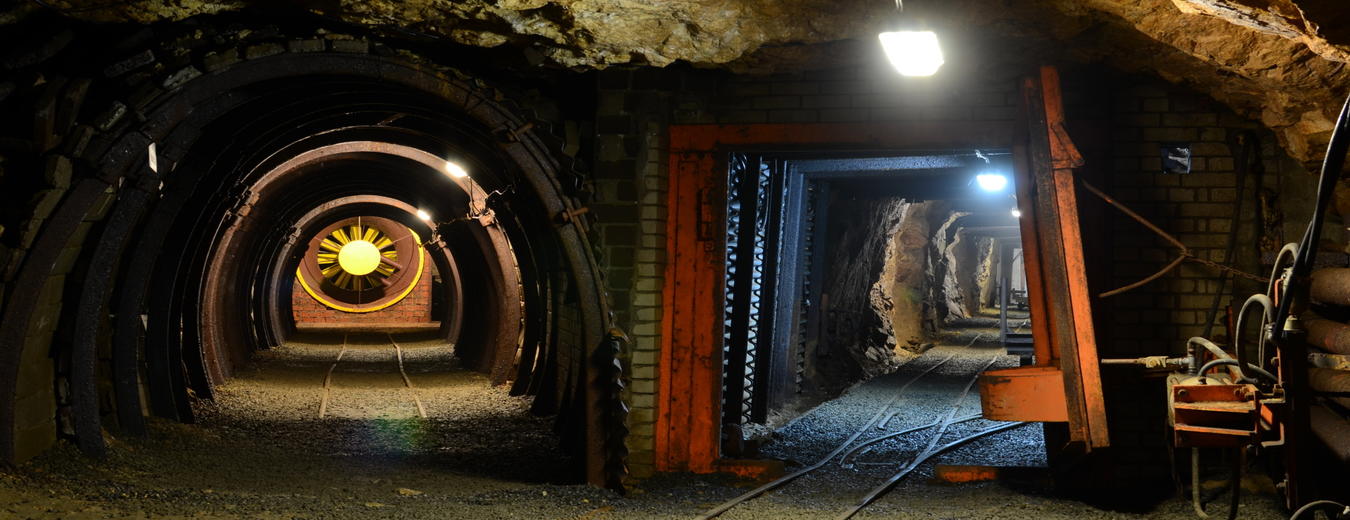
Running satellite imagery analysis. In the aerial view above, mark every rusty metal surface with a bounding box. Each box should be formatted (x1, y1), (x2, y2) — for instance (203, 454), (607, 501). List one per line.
(1309, 367), (1350, 409)
(1310, 268), (1350, 306)
(1167, 374), (1258, 448)
(1305, 318), (1350, 355)
(1309, 404), (1350, 462)
(978, 366), (1069, 422)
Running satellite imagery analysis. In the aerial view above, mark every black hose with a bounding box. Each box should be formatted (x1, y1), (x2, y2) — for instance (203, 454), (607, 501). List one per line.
(1203, 132), (1254, 339)
(1190, 448), (1243, 520)
(1197, 358), (1278, 382)
(1234, 294), (1274, 384)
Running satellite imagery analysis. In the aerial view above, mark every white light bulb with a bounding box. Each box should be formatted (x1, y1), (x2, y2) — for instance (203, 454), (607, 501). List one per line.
(878, 31), (944, 77)
(416, 209), (432, 222)
(445, 161), (469, 179)
(976, 173), (1008, 192)
(1011, 208), (1022, 218)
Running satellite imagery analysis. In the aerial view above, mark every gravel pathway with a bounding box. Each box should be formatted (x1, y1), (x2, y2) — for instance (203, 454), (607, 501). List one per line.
(0, 336), (1291, 519)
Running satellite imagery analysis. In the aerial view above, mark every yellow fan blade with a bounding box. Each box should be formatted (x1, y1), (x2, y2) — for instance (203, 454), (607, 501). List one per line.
(374, 236), (394, 249)
(321, 264), (342, 277)
(335, 271), (352, 289)
(363, 226), (379, 242)
(331, 228), (349, 244)
(320, 238), (342, 252)
(381, 250), (398, 260)
(375, 264), (395, 276)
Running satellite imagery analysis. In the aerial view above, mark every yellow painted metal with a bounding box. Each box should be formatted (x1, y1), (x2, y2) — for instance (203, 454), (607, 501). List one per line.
(337, 239), (381, 276)
(297, 226), (425, 313)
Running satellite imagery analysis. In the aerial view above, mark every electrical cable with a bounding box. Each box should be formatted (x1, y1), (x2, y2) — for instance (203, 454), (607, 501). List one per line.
(1202, 132), (1254, 339)
(1290, 500), (1350, 520)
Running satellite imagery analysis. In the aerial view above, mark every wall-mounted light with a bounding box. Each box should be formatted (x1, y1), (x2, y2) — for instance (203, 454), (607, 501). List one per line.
(1010, 208), (1022, 218)
(976, 173), (1008, 192)
(416, 209), (432, 222)
(444, 160), (469, 179)
(878, 30), (944, 77)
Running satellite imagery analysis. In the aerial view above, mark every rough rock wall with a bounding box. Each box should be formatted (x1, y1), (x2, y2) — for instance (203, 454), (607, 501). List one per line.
(879, 201), (940, 355)
(974, 237), (999, 311)
(7, 1), (1348, 166)
(817, 195), (909, 389)
(927, 211), (970, 323)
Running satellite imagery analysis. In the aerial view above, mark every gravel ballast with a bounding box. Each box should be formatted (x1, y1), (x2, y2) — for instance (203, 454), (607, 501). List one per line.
(0, 335), (1290, 519)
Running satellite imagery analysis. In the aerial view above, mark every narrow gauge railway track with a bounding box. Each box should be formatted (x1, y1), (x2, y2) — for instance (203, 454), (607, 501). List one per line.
(696, 349), (1028, 520)
(317, 333), (428, 419)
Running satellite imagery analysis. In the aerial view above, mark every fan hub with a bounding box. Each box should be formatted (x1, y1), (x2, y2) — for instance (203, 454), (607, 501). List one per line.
(337, 239), (381, 276)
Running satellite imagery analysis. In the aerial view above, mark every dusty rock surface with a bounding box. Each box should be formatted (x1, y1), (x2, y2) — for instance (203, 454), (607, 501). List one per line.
(5, 0), (1348, 166)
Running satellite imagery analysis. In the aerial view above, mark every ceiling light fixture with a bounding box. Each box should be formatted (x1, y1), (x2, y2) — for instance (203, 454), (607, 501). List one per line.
(976, 173), (1008, 192)
(444, 160), (469, 179)
(878, 1), (943, 77)
(879, 31), (944, 77)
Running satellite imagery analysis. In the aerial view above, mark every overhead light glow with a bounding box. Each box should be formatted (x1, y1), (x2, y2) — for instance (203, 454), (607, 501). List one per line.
(416, 209), (432, 222)
(444, 160), (469, 179)
(976, 173), (1008, 192)
(878, 31), (944, 77)
(1011, 208), (1022, 218)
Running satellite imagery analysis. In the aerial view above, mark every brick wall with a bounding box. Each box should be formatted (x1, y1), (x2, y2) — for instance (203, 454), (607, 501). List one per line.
(290, 250), (437, 325)
(1089, 76), (1303, 482)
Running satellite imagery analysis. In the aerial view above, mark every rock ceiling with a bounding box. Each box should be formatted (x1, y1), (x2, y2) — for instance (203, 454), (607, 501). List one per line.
(5, 0), (1349, 166)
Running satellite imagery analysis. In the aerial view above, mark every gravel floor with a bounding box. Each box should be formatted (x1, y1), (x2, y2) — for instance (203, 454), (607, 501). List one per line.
(0, 334), (1292, 519)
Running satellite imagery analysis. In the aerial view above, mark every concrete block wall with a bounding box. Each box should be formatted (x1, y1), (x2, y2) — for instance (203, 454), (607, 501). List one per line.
(289, 250), (436, 325)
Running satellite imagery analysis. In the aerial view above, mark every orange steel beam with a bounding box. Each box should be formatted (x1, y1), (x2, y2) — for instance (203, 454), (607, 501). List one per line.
(1040, 66), (1109, 448)
(1011, 143), (1055, 367)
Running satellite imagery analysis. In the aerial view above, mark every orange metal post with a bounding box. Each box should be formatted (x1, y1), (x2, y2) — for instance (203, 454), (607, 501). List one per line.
(1040, 66), (1109, 447)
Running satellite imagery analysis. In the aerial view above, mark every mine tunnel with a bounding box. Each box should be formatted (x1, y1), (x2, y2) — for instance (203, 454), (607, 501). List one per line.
(1, 2), (1349, 519)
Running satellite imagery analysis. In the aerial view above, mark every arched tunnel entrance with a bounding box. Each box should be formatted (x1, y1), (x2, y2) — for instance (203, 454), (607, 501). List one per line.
(0, 46), (623, 488)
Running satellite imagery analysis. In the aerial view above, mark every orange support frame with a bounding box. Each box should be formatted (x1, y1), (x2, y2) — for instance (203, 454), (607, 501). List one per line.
(659, 82), (1110, 473)
(978, 66), (1109, 448)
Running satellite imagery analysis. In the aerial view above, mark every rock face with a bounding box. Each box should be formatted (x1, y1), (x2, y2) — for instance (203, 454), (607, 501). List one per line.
(880, 201), (942, 358)
(7, 0), (1348, 166)
(818, 196), (911, 387)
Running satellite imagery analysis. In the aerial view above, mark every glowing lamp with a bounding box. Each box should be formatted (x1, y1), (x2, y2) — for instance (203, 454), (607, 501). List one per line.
(1011, 208), (1022, 218)
(444, 160), (469, 179)
(416, 209), (432, 222)
(976, 173), (1008, 192)
(878, 31), (944, 77)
